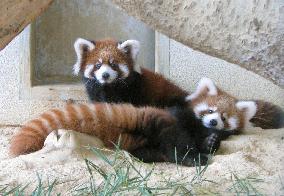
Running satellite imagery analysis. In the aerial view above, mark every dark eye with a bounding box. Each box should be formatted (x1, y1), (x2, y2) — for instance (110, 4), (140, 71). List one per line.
(208, 110), (213, 114)
(96, 64), (102, 69)
(111, 63), (117, 68)
(221, 116), (226, 121)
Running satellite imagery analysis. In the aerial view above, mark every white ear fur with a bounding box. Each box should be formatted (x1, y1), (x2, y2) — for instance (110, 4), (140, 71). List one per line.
(236, 101), (257, 121)
(118, 40), (141, 74)
(186, 77), (218, 101)
(117, 40), (140, 61)
(73, 38), (95, 75)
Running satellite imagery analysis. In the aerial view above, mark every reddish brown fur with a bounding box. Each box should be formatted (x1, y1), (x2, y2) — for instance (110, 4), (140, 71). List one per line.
(10, 103), (175, 156)
(140, 68), (188, 103)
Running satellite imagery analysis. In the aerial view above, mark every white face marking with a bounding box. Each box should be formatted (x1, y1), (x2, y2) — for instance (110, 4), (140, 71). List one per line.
(202, 113), (224, 130)
(186, 77), (218, 101)
(118, 64), (130, 78)
(95, 64), (118, 84)
(193, 103), (209, 118)
(84, 64), (94, 78)
(228, 116), (239, 130)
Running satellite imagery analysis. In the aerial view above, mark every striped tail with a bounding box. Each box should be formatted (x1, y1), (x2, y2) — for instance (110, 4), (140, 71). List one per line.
(9, 103), (174, 156)
(250, 100), (284, 129)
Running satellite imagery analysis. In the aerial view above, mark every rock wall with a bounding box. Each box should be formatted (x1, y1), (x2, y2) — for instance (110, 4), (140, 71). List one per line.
(112, 0), (284, 87)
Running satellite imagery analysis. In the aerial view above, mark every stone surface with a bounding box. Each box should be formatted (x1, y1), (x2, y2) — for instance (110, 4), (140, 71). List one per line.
(0, 27), (68, 125)
(169, 39), (284, 108)
(111, 0), (284, 87)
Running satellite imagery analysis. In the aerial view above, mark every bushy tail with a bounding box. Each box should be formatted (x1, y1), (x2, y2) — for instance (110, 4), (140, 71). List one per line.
(10, 103), (174, 156)
(250, 100), (284, 129)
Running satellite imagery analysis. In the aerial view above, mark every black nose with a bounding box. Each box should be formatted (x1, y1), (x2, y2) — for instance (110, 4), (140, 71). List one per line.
(210, 119), (218, 126)
(102, 72), (110, 80)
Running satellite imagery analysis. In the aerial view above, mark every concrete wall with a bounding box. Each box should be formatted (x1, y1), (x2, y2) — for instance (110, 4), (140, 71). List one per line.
(0, 29), (67, 125)
(33, 0), (154, 85)
(0, 30), (283, 125)
(169, 39), (284, 108)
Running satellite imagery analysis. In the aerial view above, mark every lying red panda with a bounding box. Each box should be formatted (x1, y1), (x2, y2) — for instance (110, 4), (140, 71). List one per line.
(9, 103), (226, 166)
(187, 78), (284, 131)
(72, 38), (188, 108)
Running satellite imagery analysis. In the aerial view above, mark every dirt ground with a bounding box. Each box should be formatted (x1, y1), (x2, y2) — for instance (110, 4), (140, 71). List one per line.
(0, 126), (283, 195)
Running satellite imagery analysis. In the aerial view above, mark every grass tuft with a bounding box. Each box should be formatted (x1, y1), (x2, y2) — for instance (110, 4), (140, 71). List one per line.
(0, 174), (59, 196)
(72, 145), (215, 195)
(228, 173), (264, 196)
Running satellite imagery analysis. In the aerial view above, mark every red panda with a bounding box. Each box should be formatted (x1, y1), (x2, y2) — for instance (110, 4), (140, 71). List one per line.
(187, 78), (284, 131)
(9, 103), (225, 166)
(72, 38), (188, 108)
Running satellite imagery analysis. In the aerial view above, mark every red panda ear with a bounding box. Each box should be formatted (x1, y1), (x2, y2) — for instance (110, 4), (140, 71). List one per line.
(117, 40), (140, 61)
(73, 38), (95, 75)
(186, 77), (218, 101)
(236, 101), (257, 121)
(118, 40), (141, 73)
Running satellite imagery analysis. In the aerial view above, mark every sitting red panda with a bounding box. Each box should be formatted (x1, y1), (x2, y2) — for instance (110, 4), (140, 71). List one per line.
(187, 78), (284, 132)
(9, 103), (226, 166)
(72, 38), (188, 108)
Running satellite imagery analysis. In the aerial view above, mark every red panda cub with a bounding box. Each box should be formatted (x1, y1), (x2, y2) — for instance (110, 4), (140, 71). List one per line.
(9, 103), (224, 166)
(73, 38), (188, 107)
(187, 78), (284, 132)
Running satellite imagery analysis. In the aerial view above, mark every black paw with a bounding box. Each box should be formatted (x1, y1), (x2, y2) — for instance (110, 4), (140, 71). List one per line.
(205, 133), (220, 153)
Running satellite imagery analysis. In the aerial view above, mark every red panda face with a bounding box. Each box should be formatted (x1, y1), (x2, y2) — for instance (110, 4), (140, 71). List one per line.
(191, 97), (242, 131)
(73, 38), (140, 84)
(186, 78), (243, 131)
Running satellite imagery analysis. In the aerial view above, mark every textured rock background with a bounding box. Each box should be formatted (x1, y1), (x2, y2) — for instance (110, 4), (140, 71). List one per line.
(111, 0), (284, 87)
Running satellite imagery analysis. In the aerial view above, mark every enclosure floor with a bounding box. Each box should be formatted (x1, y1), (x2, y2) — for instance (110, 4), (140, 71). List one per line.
(0, 126), (283, 194)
